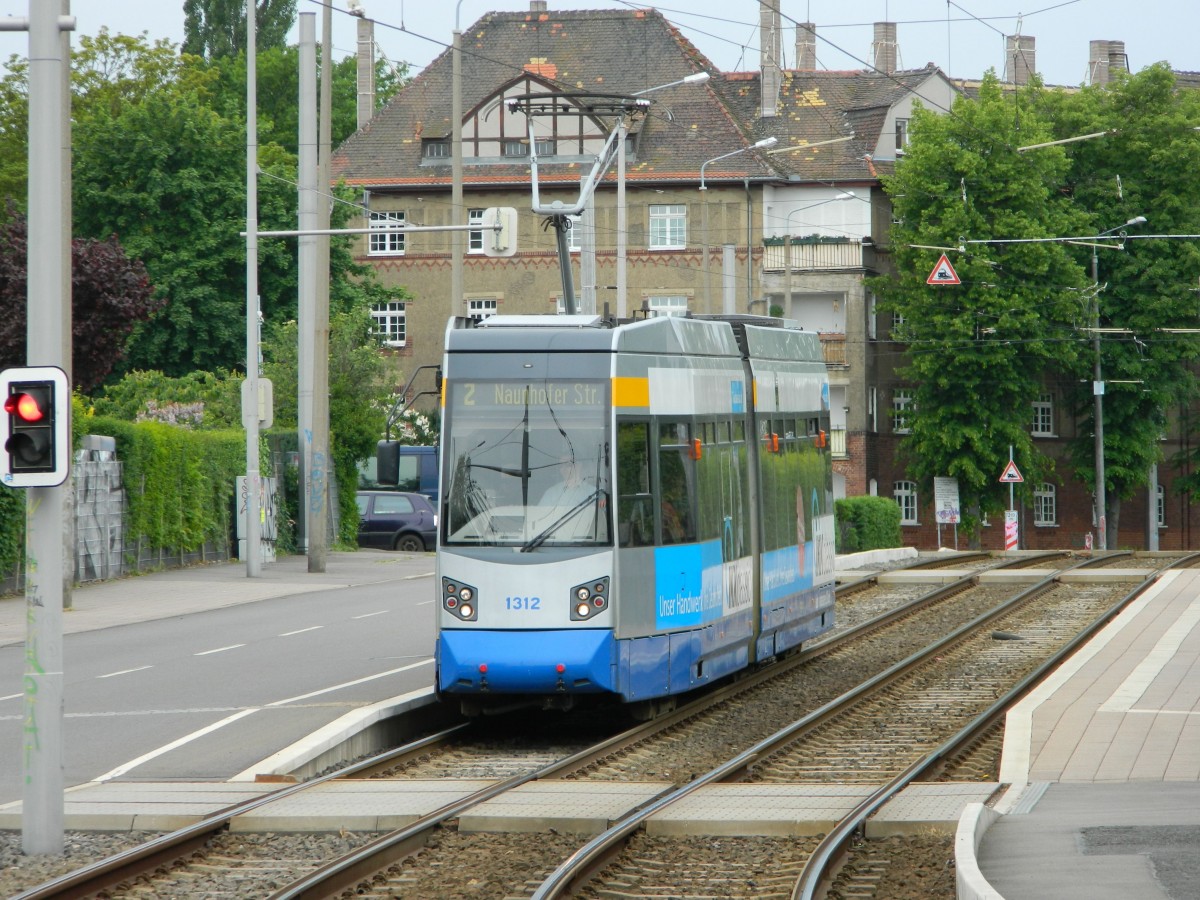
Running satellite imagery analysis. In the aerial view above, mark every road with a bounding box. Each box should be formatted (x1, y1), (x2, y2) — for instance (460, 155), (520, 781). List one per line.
(0, 551), (438, 805)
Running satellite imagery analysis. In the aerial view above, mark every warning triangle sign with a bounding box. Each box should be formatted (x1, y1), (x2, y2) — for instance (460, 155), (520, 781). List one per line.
(927, 253), (961, 285)
(999, 460), (1024, 483)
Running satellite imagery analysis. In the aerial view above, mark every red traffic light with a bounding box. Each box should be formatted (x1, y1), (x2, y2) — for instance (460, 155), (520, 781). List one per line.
(4, 392), (45, 423)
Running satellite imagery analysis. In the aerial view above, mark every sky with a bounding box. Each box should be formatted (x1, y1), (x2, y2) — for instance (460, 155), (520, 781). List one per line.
(1, 1), (1197, 88)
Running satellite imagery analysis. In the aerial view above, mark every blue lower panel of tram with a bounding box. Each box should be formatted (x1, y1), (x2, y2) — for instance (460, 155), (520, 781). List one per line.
(438, 629), (618, 694)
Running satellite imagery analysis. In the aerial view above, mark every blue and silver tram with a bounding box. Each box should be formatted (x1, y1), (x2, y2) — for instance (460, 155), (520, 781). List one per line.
(434, 313), (836, 715)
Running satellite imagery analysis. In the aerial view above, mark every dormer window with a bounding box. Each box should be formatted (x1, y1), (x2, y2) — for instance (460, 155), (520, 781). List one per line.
(502, 140), (529, 158)
(534, 139), (556, 157)
(422, 139), (450, 159)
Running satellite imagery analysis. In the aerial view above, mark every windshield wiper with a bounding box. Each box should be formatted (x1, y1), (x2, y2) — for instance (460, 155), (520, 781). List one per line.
(521, 489), (605, 552)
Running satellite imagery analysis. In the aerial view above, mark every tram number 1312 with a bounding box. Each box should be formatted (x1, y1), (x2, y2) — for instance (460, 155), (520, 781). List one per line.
(505, 596), (542, 610)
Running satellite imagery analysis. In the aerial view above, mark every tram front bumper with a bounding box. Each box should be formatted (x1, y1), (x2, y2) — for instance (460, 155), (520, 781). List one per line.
(437, 628), (616, 694)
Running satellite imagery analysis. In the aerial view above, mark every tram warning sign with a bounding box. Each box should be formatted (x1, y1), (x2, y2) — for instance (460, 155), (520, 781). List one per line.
(926, 253), (961, 285)
(999, 460), (1024, 483)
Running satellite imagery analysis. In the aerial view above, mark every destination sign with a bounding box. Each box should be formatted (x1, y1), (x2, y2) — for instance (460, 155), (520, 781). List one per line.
(457, 381), (604, 408)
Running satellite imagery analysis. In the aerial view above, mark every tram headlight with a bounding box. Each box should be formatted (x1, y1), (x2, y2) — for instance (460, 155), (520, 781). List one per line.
(570, 576), (609, 621)
(442, 577), (479, 621)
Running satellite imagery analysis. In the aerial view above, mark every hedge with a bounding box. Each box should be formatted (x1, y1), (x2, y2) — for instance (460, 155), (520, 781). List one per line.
(834, 495), (902, 553)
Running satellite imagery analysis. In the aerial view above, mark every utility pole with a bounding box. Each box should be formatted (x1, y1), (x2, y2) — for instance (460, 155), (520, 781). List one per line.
(21, 0), (74, 854)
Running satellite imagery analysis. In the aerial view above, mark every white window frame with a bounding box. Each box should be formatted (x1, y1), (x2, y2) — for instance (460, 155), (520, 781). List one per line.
(646, 295), (688, 317)
(368, 210), (405, 255)
(649, 204), (686, 250)
(468, 208), (484, 254)
(895, 117), (909, 150)
(894, 481), (918, 525)
(1033, 483), (1056, 526)
(502, 139), (528, 158)
(371, 300), (407, 347)
(892, 388), (913, 434)
(423, 139), (450, 159)
(1032, 392), (1054, 436)
(1157, 484), (1166, 528)
(468, 298), (498, 321)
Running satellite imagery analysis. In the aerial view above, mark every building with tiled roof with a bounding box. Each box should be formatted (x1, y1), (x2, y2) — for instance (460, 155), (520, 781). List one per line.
(335, 2), (1195, 550)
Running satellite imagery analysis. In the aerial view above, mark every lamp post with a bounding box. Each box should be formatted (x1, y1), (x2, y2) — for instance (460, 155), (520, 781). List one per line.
(699, 136), (778, 191)
(1091, 214), (1146, 551)
(700, 136), (777, 313)
(616, 72), (710, 316)
(779, 192), (856, 318)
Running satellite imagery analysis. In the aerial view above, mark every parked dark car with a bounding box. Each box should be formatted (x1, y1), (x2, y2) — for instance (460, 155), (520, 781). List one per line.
(356, 490), (436, 552)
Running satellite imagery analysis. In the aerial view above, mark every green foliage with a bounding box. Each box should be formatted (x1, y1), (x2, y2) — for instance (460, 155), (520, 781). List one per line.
(262, 308), (391, 544)
(0, 485), (24, 576)
(83, 415), (246, 552)
(834, 496), (902, 553)
(90, 369), (243, 428)
(874, 73), (1090, 520)
(1034, 66), (1200, 510)
(183, 0), (297, 59)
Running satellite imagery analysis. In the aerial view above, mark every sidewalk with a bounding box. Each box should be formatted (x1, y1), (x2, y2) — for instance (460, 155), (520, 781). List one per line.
(0, 550), (435, 648)
(0, 545), (919, 649)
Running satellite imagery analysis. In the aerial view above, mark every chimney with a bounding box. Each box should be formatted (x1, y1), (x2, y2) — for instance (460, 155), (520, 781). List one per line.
(530, 0), (547, 11)
(1005, 34), (1035, 85)
(1107, 40), (1127, 78)
(356, 15), (375, 129)
(1088, 39), (1120, 85)
(872, 22), (898, 75)
(760, 1), (782, 117)
(795, 22), (817, 70)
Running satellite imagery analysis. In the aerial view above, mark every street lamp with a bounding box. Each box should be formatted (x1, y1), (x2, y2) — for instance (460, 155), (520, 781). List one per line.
(779, 192), (857, 317)
(1091, 214), (1146, 551)
(699, 136), (778, 190)
(612, 72), (711, 316)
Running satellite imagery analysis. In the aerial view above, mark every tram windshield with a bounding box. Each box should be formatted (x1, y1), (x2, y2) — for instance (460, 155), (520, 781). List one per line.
(442, 379), (611, 548)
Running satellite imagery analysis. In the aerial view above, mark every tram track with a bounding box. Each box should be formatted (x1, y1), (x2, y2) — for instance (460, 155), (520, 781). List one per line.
(7, 551), (1185, 899)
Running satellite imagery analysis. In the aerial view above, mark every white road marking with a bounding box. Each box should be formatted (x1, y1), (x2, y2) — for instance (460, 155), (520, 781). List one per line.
(90, 658), (434, 779)
(0, 693), (20, 701)
(1100, 590), (1200, 713)
(351, 611), (387, 619)
(403, 571), (434, 580)
(195, 644), (246, 656)
(94, 708), (261, 782)
(279, 626), (322, 636)
(97, 666), (154, 679)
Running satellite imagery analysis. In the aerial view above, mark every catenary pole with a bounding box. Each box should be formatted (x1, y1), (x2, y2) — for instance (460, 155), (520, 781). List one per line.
(244, 0), (262, 576)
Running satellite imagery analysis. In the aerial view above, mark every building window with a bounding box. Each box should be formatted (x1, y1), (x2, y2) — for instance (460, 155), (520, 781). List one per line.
(868, 292), (878, 340)
(422, 139), (450, 159)
(371, 300), (406, 347)
(534, 138), (556, 157)
(1033, 483), (1056, 526)
(368, 210), (405, 255)
(892, 310), (907, 336)
(647, 295), (688, 317)
(502, 140), (528, 157)
(563, 214), (582, 252)
(1032, 392), (1054, 436)
(468, 208), (484, 253)
(895, 117), (909, 150)
(892, 388), (913, 434)
(1157, 484), (1166, 528)
(894, 481), (918, 525)
(468, 298), (497, 321)
(649, 204), (686, 250)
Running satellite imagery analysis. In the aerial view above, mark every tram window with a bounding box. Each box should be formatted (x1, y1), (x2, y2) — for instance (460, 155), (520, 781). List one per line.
(660, 421), (689, 446)
(701, 421), (717, 445)
(617, 421), (654, 547)
(659, 443), (696, 544)
(717, 421), (730, 444)
(732, 421), (745, 442)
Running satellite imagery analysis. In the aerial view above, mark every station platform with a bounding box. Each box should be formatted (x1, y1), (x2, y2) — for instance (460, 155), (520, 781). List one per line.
(958, 568), (1200, 900)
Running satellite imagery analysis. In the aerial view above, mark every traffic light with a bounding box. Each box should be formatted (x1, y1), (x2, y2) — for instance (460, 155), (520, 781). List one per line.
(0, 366), (70, 488)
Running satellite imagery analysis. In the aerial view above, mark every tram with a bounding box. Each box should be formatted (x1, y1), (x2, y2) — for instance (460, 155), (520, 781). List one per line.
(433, 312), (835, 715)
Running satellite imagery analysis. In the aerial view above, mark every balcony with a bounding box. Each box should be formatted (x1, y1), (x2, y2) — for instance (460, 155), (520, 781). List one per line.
(830, 426), (847, 458)
(762, 236), (869, 271)
(819, 333), (847, 368)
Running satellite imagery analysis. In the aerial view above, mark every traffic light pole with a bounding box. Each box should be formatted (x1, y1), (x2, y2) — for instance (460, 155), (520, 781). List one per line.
(21, 0), (74, 855)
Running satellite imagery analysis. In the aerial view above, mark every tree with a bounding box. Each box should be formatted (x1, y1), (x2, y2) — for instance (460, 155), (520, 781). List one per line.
(183, 0), (296, 59)
(1037, 65), (1200, 544)
(72, 85), (299, 376)
(0, 207), (160, 391)
(262, 308), (392, 544)
(874, 73), (1090, 531)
